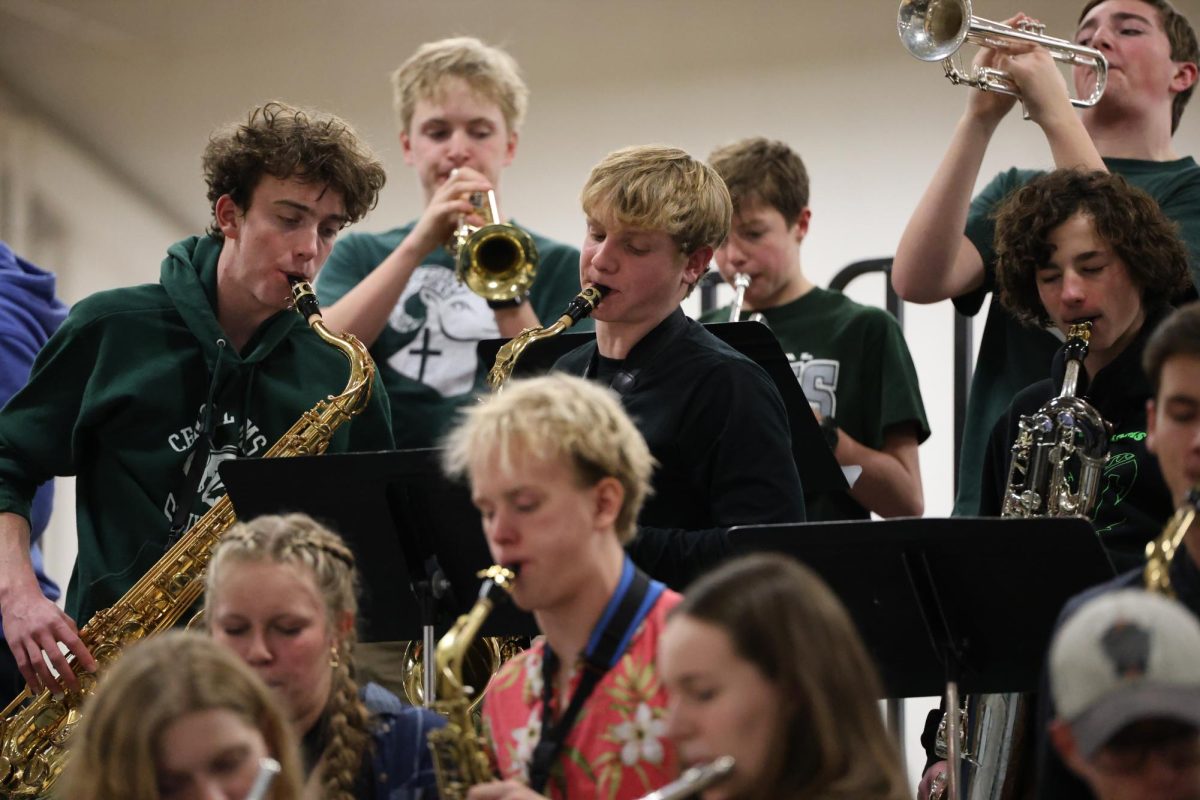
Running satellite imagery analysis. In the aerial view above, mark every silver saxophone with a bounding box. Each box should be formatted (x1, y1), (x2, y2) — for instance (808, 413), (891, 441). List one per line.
(635, 756), (735, 800)
(934, 323), (1113, 800)
(1002, 322), (1112, 517)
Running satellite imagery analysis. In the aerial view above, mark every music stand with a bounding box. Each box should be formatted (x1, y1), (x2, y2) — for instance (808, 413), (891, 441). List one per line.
(220, 451), (538, 701)
(477, 320), (845, 494)
(728, 516), (1115, 797)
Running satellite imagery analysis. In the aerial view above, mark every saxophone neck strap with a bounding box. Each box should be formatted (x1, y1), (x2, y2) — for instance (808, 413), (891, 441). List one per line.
(528, 557), (664, 793)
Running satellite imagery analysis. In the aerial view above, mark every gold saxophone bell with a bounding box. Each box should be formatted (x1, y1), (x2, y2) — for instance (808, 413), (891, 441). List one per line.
(400, 636), (524, 714)
(448, 189), (539, 303)
(898, 0), (1108, 109)
(1145, 486), (1200, 596)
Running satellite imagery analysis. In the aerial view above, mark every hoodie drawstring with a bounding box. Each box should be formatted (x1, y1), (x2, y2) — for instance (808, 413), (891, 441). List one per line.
(166, 338), (228, 547)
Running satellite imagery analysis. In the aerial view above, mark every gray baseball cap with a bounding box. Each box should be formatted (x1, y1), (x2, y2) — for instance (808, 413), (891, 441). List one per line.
(1050, 589), (1200, 758)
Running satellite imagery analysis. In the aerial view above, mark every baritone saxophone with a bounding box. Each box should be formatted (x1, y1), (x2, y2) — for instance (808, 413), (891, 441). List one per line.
(0, 279), (375, 797)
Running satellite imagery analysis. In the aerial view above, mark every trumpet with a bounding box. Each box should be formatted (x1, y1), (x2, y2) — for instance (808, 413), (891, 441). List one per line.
(729, 273), (751, 322)
(725, 273), (765, 325)
(449, 188), (538, 303)
(898, 0), (1107, 109)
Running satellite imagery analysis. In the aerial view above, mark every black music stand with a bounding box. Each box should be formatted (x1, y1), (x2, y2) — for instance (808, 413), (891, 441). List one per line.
(728, 516), (1113, 696)
(729, 516), (1115, 797)
(220, 451), (538, 652)
(477, 320), (845, 494)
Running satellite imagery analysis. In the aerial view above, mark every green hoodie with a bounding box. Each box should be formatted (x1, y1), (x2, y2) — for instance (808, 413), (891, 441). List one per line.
(0, 236), (394, 624)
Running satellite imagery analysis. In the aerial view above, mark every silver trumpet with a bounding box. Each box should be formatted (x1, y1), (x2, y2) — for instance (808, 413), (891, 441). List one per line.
(635, 756), (735, 800)
(729, 273), (752, 322)
(898, 0), (1107, 109)
(727, 273), (765, 324)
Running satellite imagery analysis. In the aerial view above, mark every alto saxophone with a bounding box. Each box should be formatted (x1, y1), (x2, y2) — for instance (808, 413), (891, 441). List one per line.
(487, 284), (610, 391)
(428, 565), (518, 800)
(1144, 486), (1200, 596)
(1002, 322), (1112, 518)
(401, 286), (608, 707)
(0, 279), (375, 797)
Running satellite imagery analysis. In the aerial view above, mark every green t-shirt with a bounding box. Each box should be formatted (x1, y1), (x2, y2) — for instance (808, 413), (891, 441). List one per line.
(702, 287), (930, 521)
(953, 156), (1200, 517)
(317, 221), (585, 448)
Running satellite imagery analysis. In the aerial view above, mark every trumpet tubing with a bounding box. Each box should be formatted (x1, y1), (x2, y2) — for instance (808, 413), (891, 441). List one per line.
(898, 0), (1107, 109)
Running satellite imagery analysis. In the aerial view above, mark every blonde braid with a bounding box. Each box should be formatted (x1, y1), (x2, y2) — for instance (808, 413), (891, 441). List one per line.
(206, 514), (378, 799)
(319, 654), (373, 800)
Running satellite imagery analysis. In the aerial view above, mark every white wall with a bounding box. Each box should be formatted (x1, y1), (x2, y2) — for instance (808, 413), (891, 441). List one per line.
(0, 88), (189, 611)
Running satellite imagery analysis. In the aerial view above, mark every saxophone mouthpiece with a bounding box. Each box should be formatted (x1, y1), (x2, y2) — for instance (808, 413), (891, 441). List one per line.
(476, 564), (520, 599)
(562, 284), (609, 324)
(288, 277), (322, 324)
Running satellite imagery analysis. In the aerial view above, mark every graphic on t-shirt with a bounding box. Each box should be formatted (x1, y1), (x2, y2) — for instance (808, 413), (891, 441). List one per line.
(1093, 450), (1139, 535)
(163, 406), (268, 530)
(386, 266), (499, 397)
(790, 352), (840, 419)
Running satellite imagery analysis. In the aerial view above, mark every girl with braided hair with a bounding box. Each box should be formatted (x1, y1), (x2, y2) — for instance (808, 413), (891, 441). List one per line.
(204, 513), (445, 800)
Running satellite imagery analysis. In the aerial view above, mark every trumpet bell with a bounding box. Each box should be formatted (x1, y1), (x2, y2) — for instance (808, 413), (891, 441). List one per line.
(455, 222), (539, 303)
(898, 0), (969, 62)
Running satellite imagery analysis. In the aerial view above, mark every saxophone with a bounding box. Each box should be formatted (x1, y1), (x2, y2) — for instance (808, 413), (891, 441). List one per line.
(1144, 486), (1200, 596)
(0, 279), (375, 797)
(934, 323), (1113, 800)
(1002, 322), (1112, 518)
(428, 565), (518, 800)
(487, 284), (610, 391)
(400, 286), (608, 708)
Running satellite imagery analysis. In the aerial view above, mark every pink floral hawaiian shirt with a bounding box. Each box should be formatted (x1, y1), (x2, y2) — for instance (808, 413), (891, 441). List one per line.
(481, 590), (682, 799)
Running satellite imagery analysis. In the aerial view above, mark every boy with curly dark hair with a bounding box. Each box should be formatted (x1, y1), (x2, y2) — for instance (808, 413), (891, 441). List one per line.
(894, 0), (1199, 525)
(981, 168), (1190, 569)
(0, 101), (393, 695)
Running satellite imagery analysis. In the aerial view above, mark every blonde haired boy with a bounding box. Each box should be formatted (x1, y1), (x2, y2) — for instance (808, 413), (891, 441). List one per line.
(444, 374), (681, 800)
(318, 36), (584, 448)
(553, 145), (806, 589)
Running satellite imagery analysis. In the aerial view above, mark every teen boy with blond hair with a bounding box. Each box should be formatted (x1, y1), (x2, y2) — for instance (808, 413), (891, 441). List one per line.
(444, 373), (680, 800)
(554, 145), (806, 588)
(319, 36), (584, 447)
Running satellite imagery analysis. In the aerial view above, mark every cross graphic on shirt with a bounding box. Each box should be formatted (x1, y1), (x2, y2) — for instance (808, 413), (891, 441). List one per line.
(411, 328), (443, 382)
